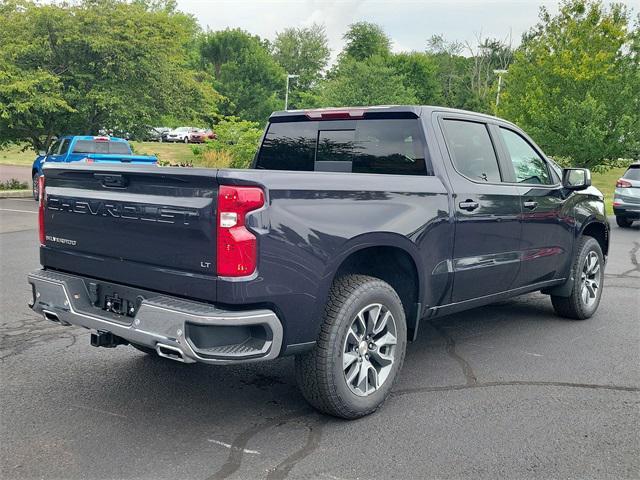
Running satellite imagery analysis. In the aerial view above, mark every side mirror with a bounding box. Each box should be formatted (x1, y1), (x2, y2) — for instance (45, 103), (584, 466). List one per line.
(562, 168), (591, 191)
(38, 150), (46, 156)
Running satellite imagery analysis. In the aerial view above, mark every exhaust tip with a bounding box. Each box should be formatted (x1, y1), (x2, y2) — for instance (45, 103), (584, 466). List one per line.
(156, 344), (186, 362)
(42, 310), (60, 323)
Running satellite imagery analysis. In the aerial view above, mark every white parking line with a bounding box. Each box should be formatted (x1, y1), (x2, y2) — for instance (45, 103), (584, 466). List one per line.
(0, 208), (37, 214)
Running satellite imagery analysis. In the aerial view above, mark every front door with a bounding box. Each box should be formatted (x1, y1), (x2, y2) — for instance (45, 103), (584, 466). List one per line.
(494, 126), (574, 287)
(438, 116), (523, 303)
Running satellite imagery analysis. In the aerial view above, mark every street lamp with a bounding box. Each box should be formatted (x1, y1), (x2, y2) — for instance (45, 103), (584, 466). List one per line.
(285, 74), (299, 110)
(493, 69), (508, 113)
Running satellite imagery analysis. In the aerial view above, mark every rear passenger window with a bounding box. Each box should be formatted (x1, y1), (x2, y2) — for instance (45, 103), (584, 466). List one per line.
(256, 119), (427, 175)
(442, 119), (501, 182)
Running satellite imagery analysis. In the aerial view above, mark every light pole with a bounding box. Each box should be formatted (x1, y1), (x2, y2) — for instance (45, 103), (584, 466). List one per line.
(493, 69), (508, 114)
(285, 74), (299, 110)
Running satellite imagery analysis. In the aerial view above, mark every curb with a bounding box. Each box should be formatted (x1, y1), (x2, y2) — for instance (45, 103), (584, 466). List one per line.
(0, 190), (32, 199)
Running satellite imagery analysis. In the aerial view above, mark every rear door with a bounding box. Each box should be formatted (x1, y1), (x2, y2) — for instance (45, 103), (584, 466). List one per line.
(494, 125), (573, 287)
(436, 114), (522, 303)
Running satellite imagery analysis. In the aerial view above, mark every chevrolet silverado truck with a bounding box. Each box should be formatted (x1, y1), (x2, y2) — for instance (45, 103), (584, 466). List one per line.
(32, 135), (157, 200)
(28, 106), (609, 419)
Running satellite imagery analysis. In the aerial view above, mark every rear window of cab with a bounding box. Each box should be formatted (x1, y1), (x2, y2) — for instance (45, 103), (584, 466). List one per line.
(255, 119), (427, 176)
(73, 140), (131, 155)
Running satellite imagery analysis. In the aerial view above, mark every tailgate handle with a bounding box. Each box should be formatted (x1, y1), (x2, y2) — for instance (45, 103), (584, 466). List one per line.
(95, 173), (127, 188)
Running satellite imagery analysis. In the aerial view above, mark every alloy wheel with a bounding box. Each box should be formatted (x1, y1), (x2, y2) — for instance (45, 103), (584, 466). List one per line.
(342, 303), (397, 397)
(580, 251), (601, 307)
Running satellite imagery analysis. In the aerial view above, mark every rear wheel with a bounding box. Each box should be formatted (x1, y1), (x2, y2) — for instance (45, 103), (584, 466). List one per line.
(551, 236), (604, 320)
(616, 216), (633, 228)
(183, 136), (189, 144)
(295, 274), (407, 419)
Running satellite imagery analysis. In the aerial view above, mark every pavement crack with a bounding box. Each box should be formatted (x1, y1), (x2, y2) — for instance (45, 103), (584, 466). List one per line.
(206, 409), (312, 480)
(393, 380), (640, 397)
(620, 241), (640, 277)
(266, 415), (329, 480)
(431, 322), (478, 385)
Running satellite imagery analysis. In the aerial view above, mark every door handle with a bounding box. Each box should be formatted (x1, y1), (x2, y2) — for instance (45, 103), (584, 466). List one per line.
(523, 200), (538, 210)
(459, 200), (479, 211)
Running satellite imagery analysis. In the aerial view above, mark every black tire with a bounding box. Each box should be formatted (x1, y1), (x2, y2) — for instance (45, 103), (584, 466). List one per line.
(130, 343), (156, 356)
(551, 236), (604, 320)
(616, 216), (633, 228)
(295, 274), (407, 419)
(32, 173), (39, 201)
(183, 136), (189, 144)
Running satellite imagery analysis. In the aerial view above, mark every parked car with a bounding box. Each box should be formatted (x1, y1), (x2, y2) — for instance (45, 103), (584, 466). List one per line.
(613, 162), (640, 228)
(146, 127), (170, 142)
(189, 129), (216, 143)
(165, 126), (198, 143)
(31, 136), (157, 200)
(29, 106), (609, 419)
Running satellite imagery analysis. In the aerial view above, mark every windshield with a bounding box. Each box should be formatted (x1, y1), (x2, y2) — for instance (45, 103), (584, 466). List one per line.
(174, 127), (190, 132)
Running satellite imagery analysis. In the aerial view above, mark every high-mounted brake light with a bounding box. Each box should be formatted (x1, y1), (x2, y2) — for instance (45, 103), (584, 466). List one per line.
(217, 185), (265, 277)
(616, 179), (632, 188)
(38, 175), (46, 246)
(93, 136), (109, 142)
(304, 109), (366, 120)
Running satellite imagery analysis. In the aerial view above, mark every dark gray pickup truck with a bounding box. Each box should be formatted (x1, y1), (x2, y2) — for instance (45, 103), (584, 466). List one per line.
(29, 106), (609, 418)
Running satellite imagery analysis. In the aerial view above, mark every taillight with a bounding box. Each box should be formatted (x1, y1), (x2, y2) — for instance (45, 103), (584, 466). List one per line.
(216, 185), (265, 277)
(38, 175), (46, 245)
(616, 179), (632, 188)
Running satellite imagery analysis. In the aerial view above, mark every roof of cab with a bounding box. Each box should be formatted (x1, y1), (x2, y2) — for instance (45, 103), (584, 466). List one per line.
(59, 135), (128, 142)
(269, 105), (509, 124)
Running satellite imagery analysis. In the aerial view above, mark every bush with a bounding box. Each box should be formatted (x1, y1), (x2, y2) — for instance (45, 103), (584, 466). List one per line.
(0, 178), (28, 190)
(195, 117), (263, 169)
(199, 150), (233, 169)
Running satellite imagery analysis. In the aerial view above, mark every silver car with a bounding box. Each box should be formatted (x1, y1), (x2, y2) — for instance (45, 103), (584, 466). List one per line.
(613, 162), (640, 228)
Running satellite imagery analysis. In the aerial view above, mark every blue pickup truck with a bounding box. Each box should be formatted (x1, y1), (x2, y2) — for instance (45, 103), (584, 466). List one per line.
(32, 136), (157, 199)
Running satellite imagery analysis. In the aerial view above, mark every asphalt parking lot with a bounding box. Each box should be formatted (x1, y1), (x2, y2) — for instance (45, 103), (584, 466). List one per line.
(1, 197), (638, 480)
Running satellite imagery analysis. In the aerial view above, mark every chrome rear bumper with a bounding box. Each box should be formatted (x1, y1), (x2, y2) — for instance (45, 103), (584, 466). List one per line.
(28, 269), (283, 364)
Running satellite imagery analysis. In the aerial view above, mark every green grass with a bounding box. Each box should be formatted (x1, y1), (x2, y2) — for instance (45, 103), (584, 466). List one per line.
(590, 166), (626, 216)
(0, 141), (199, 167)
(130, 141), (197, 165)
(0, 144), (37, 166)
(0, 142), (626, 214)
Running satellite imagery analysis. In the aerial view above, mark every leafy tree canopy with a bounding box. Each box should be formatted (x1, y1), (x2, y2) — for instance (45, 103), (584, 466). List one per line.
(271, 23), (330, 89)
(501, 0), (639, 166)
(0, 0), (218, 151)
(321, 55), (417, 107)
(200, 28), (285, 123)
(341, 22), (392, 62)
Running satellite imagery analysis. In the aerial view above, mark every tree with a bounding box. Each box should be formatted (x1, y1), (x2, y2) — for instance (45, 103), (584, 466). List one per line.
(271, 24), (330, 88)
(200, 29), (285, 123)
(500, 0), (639, 167)
(341, 22), (391, 61)
(321, 56), (417, 107)
(389, 52), (442, 105)
(0, 0), (216, 151)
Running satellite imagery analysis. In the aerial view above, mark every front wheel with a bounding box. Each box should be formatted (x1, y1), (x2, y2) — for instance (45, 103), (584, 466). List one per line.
(551, 236), (604, 320)
(183, 136), (189, 144)
(616, 216), (633, 228)
(295, 274), (407, 419)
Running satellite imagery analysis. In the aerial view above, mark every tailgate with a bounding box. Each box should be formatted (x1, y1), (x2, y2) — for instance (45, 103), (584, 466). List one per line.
(41, 164), (218, 301)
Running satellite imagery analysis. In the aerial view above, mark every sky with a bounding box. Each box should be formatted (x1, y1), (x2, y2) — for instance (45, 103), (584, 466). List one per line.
(176, 0), (639, 60)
